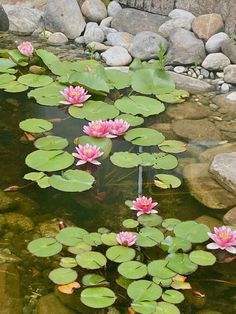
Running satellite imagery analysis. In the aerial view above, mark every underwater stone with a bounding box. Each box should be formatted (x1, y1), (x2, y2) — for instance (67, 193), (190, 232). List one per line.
(195, 215), (222, 232)
(0, 190), (16, 212)
(81, 0), (107, 23)
(37, 294), (76, 314)
(199, 142), (236, 163)
(166, 102), (211, 120)
(223, 207), (236, 227)
(0, 213), (34, 232)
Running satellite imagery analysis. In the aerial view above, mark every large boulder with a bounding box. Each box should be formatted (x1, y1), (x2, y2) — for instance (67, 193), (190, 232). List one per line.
(111, 8), (169, 35)
(81, 0), (107, 23)
(205, 32), (229, 53)
(192, 14), (224, 41)
(166, 102), (211, 120)
(118, 0), (175, 15)
(0, 5), (9, 31)
(167, 28), (206, 65)
(221, 40), (236, 64)
(158, 18), (192, 38)
(224, 65), (236, 84)
(107, 32), (134, 50)
(44, 0), (86, 39)
(202, 53), (231, 71)
(168, 8), (195, 22)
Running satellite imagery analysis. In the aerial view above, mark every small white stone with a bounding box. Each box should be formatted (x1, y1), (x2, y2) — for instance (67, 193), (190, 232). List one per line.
(174, 66), (186, 74)
(101, 46), (132, 66)
(221, 83), (230, 93)
(216, 72), (224, 78)
(107, 1), (122, 17)
(47, 32), (68, 46)
(100, 16), (113, 27)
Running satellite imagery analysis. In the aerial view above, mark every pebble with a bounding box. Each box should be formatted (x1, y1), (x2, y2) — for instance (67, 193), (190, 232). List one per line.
(192, 73), (197, 78)
(210, 72), (215, 79)
(216, 72), (224, 78)
(200, 68), (210, 78)
(174, 66), (186, 74)
(198, 74), (204, 79)
(221, 83), (230, 92)
(209, 103), (219, 110)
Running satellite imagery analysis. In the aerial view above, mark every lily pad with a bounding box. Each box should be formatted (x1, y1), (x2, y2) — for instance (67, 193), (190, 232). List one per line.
(131, 301), (157, 314)
(0, 73), (16, 86)
(76, 251), (107, 269)
(162, 219), (181, 231)
(148, 260), (176, 279)
(138, 214), (162, 227)
(82, 274), (107, 286)
(127, 280), (162, 301)
(81, 287), (116, 308)
(68, 241), (92, 255)
(139, 153), (156, 166)
(189, 250), (216, 266)
(154, 301), (180, 314)
(106, 246), (136, 263)
(28, 83), (64, 106)
(0, 58), (16, 73)
(56, 227), (88, 246)
(82, 233), (102, 246)
(36, 49), (59, 69)
(158, 140), (187, 154)
(118, 261), (147, 279)
(124, 128), (165, 146)
(173, 221), (210, 243)
(116, 114), (144, 127)
(27, 237), (62, 257)
(18, 74), (53, 87)
(166, 253), (198, 275)
(110, 152), (142, 168)
(156, 89), (189, 104)
(24, 172), (50, 188)
(106, 69), (131, 89)
(3, 81), (28, 93)
(136, 227), (164, 247)
(34, 136), (69, 150)
(161, 290), (184, 304)
(19, 118), (53, 133)
(161, 236), (192, 253)
(101, 233), (118, 246)
(75, 136), (112, 160)
(122, 219), (139, 228)
(49, 268), (77, 285)
(59, 257), (77, 268)
(153, 153), (178, 170)
(154, 174), (181, 189)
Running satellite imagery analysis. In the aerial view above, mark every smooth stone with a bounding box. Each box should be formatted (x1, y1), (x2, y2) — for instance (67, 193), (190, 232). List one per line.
(150, 122), (177, 140)
(101, 46), (132, 66)
(100, 26), (117, 38)
(195, 215), (222, 231)
(47, 32), (68, 46)
(168, 8), (195, 22)
(84, 26), (104, 44)
(0, 190), (16, 212)
(74, 36), (85, 45)
(199, 143), (236, 162)
(205, 32), (229, 53)
(224, 65), (236, 84)
(107, 32), (134, 50)
(166, 102), (211, 120)
(212, 92), (236, 117)
(111, 8), (169, 35)
(86, 22), (98, 29)
(192, 13), (224, 41)
(200, 68), (210, 78)
(129, 31), (167, 60)
(167, 28), (206, 65)
(183, 163), (236, 209)
(107, 1), (122, 17)
(81, 0), (107, 22)
(174, 66), (186, 74)
(37, 294), (76, 314)
(202, 53), (231, 71)
(118, 0), (175, 15)
(87, 41), (110, 51)
(223, 207), (236, 226)
(100, 16), (113, 27)
(0, 5), (9, 31)
(0, 212), (34, 231)
(158, 18), (192, 38)
(209, 152), (236, 195)
(44, 0), (86, 39)
(221, 83), (230, 93)
(222, 39), (236, 64)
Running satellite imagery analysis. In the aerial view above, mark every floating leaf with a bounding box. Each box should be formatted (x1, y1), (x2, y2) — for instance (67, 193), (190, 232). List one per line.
(0, 58), (16, 73)
(75, 136), (112, 160)
(19, 118), (53, 133)
(82, 274), (107, 286)
(27, 237), (62, 257)
(118, 261), (147, 279)
(24, 171), (50, 188)
(49, 170), (95, 192)
(156, 89), (189, 104)
(106, 246), (136, 263)
(81, 287), (116, 308)
(154, 174), (181, 189)
(76, 251), (107, 269)
(49, 268), (77, 285)
(161, 290), (184, 304)
(110, 152), (142, 168)
(154, 301), (180, 314)
(18, 74), (53, 87)
(153, 278), (172, 288)
(101, 233), (118, 246)
(69, 101), (119, 121)
(148, 260), (176, 279)
(127, 280), (162, 301)
(60, 257), (77, 268)
(131, 301), (157, 314)
(0, 73), (16, 86)
(136, 227), (164, 247)
(166, 253), (198, 275)
(36, 49), (59, 69)
(153, 153), (178, 170)
(34, 136), (69, 150)
(115, 96), (165, 117)
(3, 81), (28, 93)
(26, 150), (74, 172)
(83, 233), (103, 246)
(125, 128), (165, 146)
(138, 214), (162, 227)
(58, 281), (80, 294)
(139, 153), (156, 167)
(68, 241), (92, 255)
(122, 219), (139, 228)
(56, 227), (88, 246)
(161, 236), (192, 253)
(116, 114), (144, 127)
(2, 49), (28, 66)
(162, 219), (181, 231)
(189, 250), (216, 266)
(173, 221), (210, 243)
(28, 83), (64, 106)
(106, 69), (131, 89)
(158, 140), (187, 154)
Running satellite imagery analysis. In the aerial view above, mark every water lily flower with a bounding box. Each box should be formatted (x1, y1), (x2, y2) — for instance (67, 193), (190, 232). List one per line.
(58, 281), (80, 294)
(60, 86), (91, 106)
(116, 231), (137, 246)
(207, 226), (236, 254)
(72, 144), (104, 165)
(108, 119), (130, 137)
(131, 196), (158, 216)
(17, 41), (34, 57)
(83, 120), (114, 138)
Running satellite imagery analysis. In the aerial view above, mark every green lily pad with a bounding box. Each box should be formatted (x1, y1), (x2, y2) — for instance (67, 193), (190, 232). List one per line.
(154, 174), (181, 189)
(154, 301), (180, 314)
(156, 89), (189, 104)
(49, 170), (95, 192)
(75, 136), (112, 160)
(122, 219), (139, 228)
(162, 219), (181, 231)
(161, 290), (184, 304)
(56, 227), (88, 246)
(28, 83), (64, 106)
(82, 233), (103, 246)
(24, 172), (50, 188)
(59, 257), (77, 268)
(173, 221), (210, 243)
(106, 246), (136, 263)
(106, 69), (131, 89)
(27, 237), (62, 257)
(3, 81), (28, 93)
(118, 261), (147, 279)
(166, 253), (198, 275)
(36, 49), (59, 69)
(0, 49), (28, 66)
(0, 58), (16, 73)
(139, 153), (156, 167)
(49, 268), (77, 285)
(26, 150), (74, 172)
(68, 241), (92, 255)
(0, 73), (16, 86)
(131, 301), (157, 314)
(161, 236), (192, 253)
(76, 251), (107, 269)
(18, 74), (53, 87)
(136, 227), (164, 247)
(124, 128), (165, 146)
(110, 152), (142, 168)
(153, 278), (172, 288)
(128, 280), (162, 301)
(153, 153), (178, 170)
(138, 214), (162, 227)
(189, 250), (216, 266)
(82, 274), (108, 286)
(116, 114), (144, 127)
(158, 140), (187, 154)
(34, 136), (69, 150)
(101, 233), (118, 246)
(148, 260), (176, 279)
(81, 287), (116, 308)
(19, 118), (53, 133)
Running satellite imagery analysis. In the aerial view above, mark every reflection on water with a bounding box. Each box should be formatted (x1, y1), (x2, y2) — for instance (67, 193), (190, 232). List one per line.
(1, 88), (236, 313)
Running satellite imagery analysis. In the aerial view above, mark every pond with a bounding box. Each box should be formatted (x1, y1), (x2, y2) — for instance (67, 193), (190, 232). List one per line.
(0, 37), (236, 314)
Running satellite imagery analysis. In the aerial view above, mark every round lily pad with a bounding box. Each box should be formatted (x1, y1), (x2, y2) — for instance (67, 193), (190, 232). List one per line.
(153, 153), (178, 170)
(28, 83), (64, 106)
(110, 152), (142, 168)
(136, 227), (164, 247)
(139, 153), (156, 167)
(131, 301), (157, 314)
(18, 74), (53, 87)
(127, 280), (162, 301)
(82, 233), (102, 246)
(68, 241), (92, 255)
(56, 227), (88, 246)
(122, 219), (139, 228)
(173, 221), (210, 243)
(161, 290), (184, 304)
(166, 253), (198, 275)
(116, 114), (144, 127)
(76, 251), (107, 269)
(49, 267), (77, 285)
(27, 237), (62, 257)
(82, 274), (107, 286)
(124, 128), (165, 146)
(3, 81), (28, 93)
(154, 301), (180, 314)
(106, 69), (131, 89)
(148, 260), (176, 279)
(161, 236), (192, 253)
(154, 174), (181, 189)
(59, 257), (77, 268)
(34, 136), (69, 150)
(138, 214), (162, 227)
(158, 140), (187, 154)
(118, 261), (147, 279)
(156, 89), (189, 104)
(106, 246), (136, 263)
(101, 233), (118, 246)
(19, 118), (53, 133)
(189, 250), (216, 266)
(81, 287), (116, 308)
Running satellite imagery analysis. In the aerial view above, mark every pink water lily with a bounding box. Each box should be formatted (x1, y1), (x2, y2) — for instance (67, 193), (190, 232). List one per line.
(131, 196), (158, 216)
(207, 226), (236, 254)
(17, 41), (34, 57)
(72, 144), (103, 165)
(83, 120), (114, 138)
(60, 86), (91, 106)
(116, 231), (137, 247)
(109, 119), (130, 137)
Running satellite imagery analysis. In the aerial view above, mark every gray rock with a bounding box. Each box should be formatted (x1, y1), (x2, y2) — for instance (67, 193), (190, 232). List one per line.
(167, 28), (206, 65)
(47, 32), (68, 46)
(168, 71), (214, 94)
(100, 16), (113, 27)
(212, 92), (236, 118)
(174, 66), (186, 74)
(0, 190), (16, 212)
(3, 5), (43, 35)
(101, 46), (132, 66)
(129, 31), (167, 60)
(223, 207), (236, 226)
(202, 53), (231, 71)
(111, 8), (169, 35)
(0, 5), (9, 31)
(221, 83), (230, 93)
(84, 26), (104, 44)
(37, 294), (76, 314)
(81, 0), (107, 23)
(166, 102), (211, 120)
(74, 36), (85, 45)
(168, 8), (195, 22)
(107, 32), (134, 50)
(44, 0), (86, 39)
(199, 142), (236, 162)
(100, 26), (117, 39)
(200, 68), (210, 78)
(222, 40), (236, 64)
(107, 1), (122, 17)
(86, 22), (99, 29)
(224, 65), (236, 84)
(118, 0), (175, 15)
(158, 18), (192, 38)
(205, 32), (229, 53)
(209, 152), (236, 195)
(192, 13), (224, 41)
(87, 41), (110, 51)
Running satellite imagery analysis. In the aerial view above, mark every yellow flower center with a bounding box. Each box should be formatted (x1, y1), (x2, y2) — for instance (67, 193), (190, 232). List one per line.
(219, 232), (230, 240)
(141, 200), (149, 206)
(71, 91), (79, 96)
(84, 148), (93, 154)
(92, 124), (102, 130)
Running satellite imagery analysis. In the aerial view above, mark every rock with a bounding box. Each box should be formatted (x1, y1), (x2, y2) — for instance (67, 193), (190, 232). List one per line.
(0, 190), (16, 212)
(107, 32), (134, 50)
(0, 213), (34, 232)
(0, 249), (21, 264)
(74, 36), (85, 45)
(166, 102), (211, 120)
(86, 22), (99, 29)
(195, 215), (222, 231)
(107, 1), (122, 17)
(192, 14), (224, 41)
(38, 218), (73, 237)
(212, 92), (236, 117)
(129, 31), (167, 60)
(101, 46), (132, 66)
(158, 18), (192, 38)
(44, 0), (86, 39)
(118, 0), (175, 15)
(183, 163), (236, 209)
(199, 143), (236, 162)
(87, 41), (110, 51)
(0, 263), (23, 314)
(205, 33), (229, 53)
(37, 294), (76, 314)
(3, 5), (43, 35)
(201, 68), (210, 78)
(150, 122), (177, 140)
(172, 119), (221, 141)
(168, 8), (195, 22)
(84, 26), (104, 44)
(47, 32), (68, 46)
(100, 26), (117, 38)
(202, 53), (231, 71)
(100, 16), (113, 27)
(167, 28), (206, 65)
(168, 72), (214, 94)
(174, 66), (186, 74)
(224, 65), (236, 84)
(221, 83), (230, 93)
(209, 152), (236, 195)
(111, 8), (169, 35)
(0, 5), (9, 31)
(223, 207), (236, 226)
(81, 0), (107, 23)
(221, 40), (236, 64)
